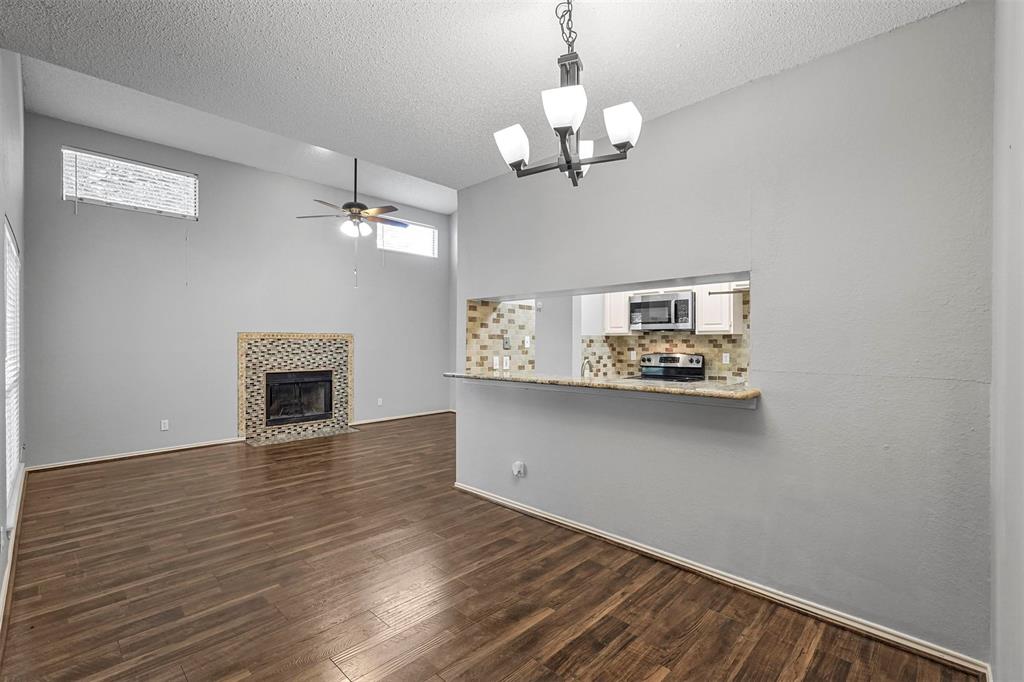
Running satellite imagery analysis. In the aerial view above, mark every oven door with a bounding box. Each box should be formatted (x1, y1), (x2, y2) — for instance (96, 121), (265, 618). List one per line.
(629, 293), (693, 330)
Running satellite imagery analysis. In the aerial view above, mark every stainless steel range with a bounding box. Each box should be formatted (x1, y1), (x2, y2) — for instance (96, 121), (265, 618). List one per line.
(639, 353), (705, 382)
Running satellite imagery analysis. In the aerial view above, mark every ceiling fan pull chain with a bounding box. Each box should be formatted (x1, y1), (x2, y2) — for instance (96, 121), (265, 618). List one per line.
(353, 237), (359, 288)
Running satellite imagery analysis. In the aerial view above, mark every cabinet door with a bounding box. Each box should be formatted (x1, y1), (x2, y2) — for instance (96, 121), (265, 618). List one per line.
(603, 292), (632, 334)
(695, 283), (733, 334)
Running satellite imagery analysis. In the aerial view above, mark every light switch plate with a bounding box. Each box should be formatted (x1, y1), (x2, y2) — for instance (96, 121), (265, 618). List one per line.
(524, 336), (531, 348)
(160, 419), (170, 431)
(629, 350), (637, 361)
(722, 352), (731, 365)
(493, 356), (500, 370)
(503, 356), (510, 370)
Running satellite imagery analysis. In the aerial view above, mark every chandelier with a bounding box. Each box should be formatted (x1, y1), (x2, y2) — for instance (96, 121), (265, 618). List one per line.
(492, 0), (643, 187)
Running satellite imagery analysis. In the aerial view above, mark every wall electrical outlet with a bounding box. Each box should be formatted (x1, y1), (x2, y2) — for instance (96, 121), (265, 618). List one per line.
(722, 352), (731, 365)
(512, 461), (527, 478)
(160, 419), (170, 431)
(493, 356), (501, 370)
(503, 356), (511, 370)
(377, 398), (383, 406)
(502, 335), (512, 350)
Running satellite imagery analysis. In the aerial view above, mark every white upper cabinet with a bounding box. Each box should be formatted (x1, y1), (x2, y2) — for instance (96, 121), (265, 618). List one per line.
(695, 282), (745, 335)
(579, 292), (633, 336)
(603, 292), (633, 335)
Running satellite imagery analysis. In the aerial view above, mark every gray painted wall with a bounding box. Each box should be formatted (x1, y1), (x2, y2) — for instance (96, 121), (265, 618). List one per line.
(991, 1), (1024, 679)
(455, 1), (992, 660)
(534, 296), (575, 376)
(24, 114), (452, 467)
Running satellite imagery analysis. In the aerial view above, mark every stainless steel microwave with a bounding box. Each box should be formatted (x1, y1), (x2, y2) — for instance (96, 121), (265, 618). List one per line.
(629, 292), (695, 331)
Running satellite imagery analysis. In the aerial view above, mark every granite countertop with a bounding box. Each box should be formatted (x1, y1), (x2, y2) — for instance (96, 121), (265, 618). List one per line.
(443, 371), (761, 401)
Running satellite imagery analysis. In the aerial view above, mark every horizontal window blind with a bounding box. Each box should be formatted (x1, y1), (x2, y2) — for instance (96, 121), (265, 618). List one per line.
(376, 222), (438, 258)
(62, 147), (199, 220)
(5, 219), (20, 520)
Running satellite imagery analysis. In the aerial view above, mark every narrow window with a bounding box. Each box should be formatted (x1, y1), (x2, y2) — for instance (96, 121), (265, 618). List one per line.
(62, 147), (198, 220)
(376, 221), (438, 258)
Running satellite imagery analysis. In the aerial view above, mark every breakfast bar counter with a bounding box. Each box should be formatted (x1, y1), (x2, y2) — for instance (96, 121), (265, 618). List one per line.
(444, 371), (761, 408)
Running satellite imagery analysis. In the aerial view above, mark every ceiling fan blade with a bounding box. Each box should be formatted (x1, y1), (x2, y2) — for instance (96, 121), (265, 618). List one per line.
(361, 205), (398, 217)
(314, 199), (343, 211)
(296, 214), (340, 219)
(364, 215), (409, 228)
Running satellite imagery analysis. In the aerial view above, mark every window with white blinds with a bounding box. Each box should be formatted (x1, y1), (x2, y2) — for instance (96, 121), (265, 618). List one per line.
(4, 218), (20, 517)
(376, 221), (438, 258)
(62, 147), (199, 220)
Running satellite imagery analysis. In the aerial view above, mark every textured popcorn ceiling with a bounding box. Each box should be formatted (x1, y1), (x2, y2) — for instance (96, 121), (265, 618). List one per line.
(0, 0), (962, 189)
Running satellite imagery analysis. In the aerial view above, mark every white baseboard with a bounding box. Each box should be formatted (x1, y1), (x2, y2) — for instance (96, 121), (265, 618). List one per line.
(350, 409), (455, 426)
(24, 437), (246, 472)
(453, 482), (989, 679)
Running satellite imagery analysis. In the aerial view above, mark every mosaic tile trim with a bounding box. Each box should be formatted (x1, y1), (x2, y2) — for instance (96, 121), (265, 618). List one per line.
(582, 292), (751, 381)
(465, 300), (536, 372)
(237, 332), (354, 445)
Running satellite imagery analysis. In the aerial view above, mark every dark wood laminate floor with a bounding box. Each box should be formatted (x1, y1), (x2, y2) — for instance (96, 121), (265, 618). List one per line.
(0, 413), (978, 681)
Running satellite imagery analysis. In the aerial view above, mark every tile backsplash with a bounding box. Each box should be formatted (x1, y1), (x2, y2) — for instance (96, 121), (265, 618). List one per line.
(465, 299), (536, 372)
(581, 291), (750, 382)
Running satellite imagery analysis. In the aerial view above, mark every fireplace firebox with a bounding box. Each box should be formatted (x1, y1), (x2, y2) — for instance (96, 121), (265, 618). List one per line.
(265, 370), (333, 426)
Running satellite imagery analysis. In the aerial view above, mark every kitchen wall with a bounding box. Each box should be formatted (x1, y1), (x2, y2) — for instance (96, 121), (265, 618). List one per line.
(456, 0), (992, 662)
(23, 114), (453, 466)
(534, 295), (577, 376)
(991, 1), (1024, 679)
(582, 291), (750, 381)
(464, 299), (535, 372)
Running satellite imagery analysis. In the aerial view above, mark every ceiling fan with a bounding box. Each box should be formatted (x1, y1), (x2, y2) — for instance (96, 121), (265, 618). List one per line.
(296, 158), (408, 237)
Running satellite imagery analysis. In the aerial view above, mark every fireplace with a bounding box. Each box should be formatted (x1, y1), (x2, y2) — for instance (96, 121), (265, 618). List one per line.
(265, 370), (333, 426)
(238, 332), (353, 445)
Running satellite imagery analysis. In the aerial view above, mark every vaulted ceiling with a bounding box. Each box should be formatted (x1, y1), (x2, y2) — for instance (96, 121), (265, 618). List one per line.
(0, 0), (962, 190)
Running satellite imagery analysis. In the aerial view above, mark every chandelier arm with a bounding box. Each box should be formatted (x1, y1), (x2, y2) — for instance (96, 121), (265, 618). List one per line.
(515, 161), (562, 178)
(577, 151), (629, 167)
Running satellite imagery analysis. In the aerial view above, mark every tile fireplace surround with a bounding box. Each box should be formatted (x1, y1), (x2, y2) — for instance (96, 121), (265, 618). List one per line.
(237, 332), (354, 445)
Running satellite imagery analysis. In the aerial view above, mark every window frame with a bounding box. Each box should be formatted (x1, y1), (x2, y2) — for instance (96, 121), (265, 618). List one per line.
(376, 219), (439, 259)
(4, 215), (21, 526)
(61, 146), (200, 221)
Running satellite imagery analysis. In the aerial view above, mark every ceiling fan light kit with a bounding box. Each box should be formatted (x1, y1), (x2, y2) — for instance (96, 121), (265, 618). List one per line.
(493, 0), (643, 187)
(296, 158), (409, 238)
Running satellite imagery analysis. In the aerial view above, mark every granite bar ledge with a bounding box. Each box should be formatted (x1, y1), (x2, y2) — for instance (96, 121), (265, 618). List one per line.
(444, 371), (761, 407)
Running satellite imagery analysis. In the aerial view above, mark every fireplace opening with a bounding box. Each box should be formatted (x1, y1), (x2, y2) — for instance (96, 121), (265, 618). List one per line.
(265, 370), (333, 426)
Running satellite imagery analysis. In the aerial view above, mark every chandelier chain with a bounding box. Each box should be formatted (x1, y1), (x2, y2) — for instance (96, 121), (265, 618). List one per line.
(556, 0), (576, 52)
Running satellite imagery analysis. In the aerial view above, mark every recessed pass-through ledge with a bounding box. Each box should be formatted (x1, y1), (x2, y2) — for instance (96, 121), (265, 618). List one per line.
(444, 372), (760, 409)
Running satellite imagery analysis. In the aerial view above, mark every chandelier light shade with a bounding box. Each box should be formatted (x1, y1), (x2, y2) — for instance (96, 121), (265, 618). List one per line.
(358, 221), (373, 237)
(541, 85), (588, 132)
(603, 102), (643, 149)
(578, 139), (594, 177)
(492, 0), (642, 187)
(493, 124), (531, 167)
